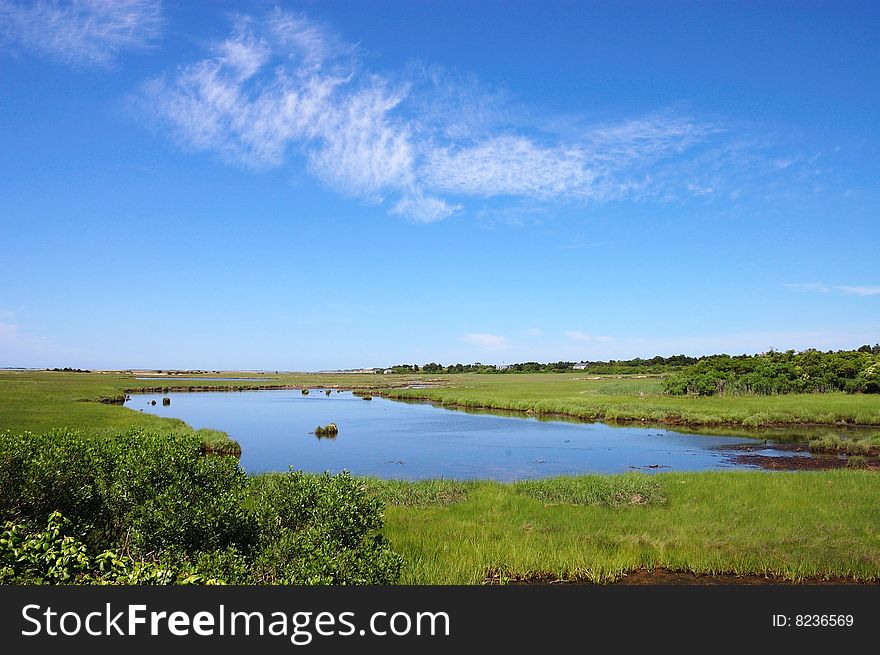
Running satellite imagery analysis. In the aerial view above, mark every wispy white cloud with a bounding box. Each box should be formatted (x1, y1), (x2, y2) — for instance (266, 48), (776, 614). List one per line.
(836, 286), (880, 297)
(463, 333), (508, 350)
(391, 191), (460, 223)
(141, 10), (455, 222)
(0, 0), (162, 67)
(786, 283), (880, 297)
(565, 330), (613, 343)
(138, 9), (809, 221)
(785, 282), (830, 293)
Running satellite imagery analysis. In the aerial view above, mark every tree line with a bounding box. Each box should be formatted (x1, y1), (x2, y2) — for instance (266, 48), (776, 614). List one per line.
(381, 354), (702, 375)
(381, 345), (880, 396)
(662, 347), (880, 396)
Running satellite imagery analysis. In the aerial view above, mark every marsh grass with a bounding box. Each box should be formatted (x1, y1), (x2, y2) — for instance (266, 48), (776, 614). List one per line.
(196, 428), (241, 455)
(362, 478), (476, 507)
(512, 474), (666, 507)
(810, 434), (880, 455)
(846, 455), (868, 469)
(382, 373), (880, 427)
(314, 423), (339, 437)
(384, 470), (880, 584)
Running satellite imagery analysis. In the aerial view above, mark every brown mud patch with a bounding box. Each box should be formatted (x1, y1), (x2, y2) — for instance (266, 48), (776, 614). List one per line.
(723, 442), (880, 471)
(485, 568), (878, 585)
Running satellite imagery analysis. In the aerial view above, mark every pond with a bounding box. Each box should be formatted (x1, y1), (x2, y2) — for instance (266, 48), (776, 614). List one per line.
(127, 389), (812, 480)
(134, 377), (272, 381)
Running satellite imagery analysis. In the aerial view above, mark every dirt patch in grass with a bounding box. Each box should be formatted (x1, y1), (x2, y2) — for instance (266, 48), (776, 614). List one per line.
(485, 568), (878, 585)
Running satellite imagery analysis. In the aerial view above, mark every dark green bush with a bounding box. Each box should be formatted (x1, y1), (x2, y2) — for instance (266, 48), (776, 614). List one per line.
(0, 430), (402, 585)
(0, 512), (224, 585)
(0, 429), (255, 556)
(662, 349), (880, 396)
(248, 471), (402, 584)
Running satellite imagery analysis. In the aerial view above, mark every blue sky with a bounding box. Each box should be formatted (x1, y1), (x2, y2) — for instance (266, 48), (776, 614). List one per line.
(1, 0), (877, 370)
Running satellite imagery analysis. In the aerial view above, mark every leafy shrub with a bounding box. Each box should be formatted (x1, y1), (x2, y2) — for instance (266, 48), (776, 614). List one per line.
(0, 512), (223, 585)
(0, 430), (402, 585)
(0, 429), (256, 556)
(662, 349), (880, 396)
(248, 471), (403, 584)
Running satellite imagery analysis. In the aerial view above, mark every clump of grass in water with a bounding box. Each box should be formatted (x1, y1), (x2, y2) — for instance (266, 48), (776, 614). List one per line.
(512, 474), (666, 507)
(314, 423), (338, 437)
(846, 455), (868, 469)
(809, 434), (880, 456)
(362, 478), (475, 507)
(196, 428), (241, 455)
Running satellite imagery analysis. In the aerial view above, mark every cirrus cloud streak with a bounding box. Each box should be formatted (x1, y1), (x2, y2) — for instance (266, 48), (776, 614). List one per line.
(0, 0), (162, 67)
(138, 9), (810, 221)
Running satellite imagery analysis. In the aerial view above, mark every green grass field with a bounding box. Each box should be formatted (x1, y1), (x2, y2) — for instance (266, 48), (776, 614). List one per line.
(2, 369), (879, 583)
(382, 373), (880, 427)
(380, 471), (880, 583)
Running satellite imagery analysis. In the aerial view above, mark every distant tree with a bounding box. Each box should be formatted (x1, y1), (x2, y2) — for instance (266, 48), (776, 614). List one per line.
(662, 347), (879, 396)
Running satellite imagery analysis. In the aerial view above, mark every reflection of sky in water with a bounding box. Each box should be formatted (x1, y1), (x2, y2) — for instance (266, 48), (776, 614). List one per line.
(135, 377), (271, 381)
(129, 390), (792, 480)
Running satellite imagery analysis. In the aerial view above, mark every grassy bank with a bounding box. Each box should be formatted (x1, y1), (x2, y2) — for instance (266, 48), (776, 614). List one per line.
(381, 470), (880, 583)
(3, 371), (879, 442)
(0, 369), (407, 451)
(381, 373), (880, 428)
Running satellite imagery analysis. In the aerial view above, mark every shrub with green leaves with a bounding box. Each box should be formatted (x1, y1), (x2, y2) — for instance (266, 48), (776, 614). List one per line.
(0, 512), (223, 585)
(662, 349), (880, 396)
(248, 471), (402, 584)
(0, 429), (255, 556)
(0, 430), (402, 585)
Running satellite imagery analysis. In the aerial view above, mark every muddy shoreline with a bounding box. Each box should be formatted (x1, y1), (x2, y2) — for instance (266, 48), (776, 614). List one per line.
(486, 567), (879, 585)
(723, 442), (880, 471)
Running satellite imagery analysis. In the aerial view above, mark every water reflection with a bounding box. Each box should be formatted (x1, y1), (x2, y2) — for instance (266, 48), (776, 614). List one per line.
(125, 389), (874, 480)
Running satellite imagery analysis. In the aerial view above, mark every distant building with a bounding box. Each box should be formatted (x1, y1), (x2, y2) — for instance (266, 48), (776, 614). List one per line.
(573, 362), (588, 370)
(383, 369), (394, 374)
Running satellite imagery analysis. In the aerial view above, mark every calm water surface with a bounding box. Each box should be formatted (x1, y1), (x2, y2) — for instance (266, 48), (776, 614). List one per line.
(128, 389), (794, 480)
(135, 377), (272, 381)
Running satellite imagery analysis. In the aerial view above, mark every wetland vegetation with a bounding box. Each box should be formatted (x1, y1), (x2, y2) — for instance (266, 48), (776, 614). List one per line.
(1, 366), (878, 584)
